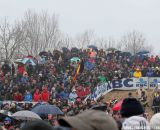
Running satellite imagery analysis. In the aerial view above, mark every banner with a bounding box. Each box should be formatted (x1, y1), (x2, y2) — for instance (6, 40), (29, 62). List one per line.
(112, 77), (148, 90)
(149, 77), (160, 89)
(86, 83), (113, 100)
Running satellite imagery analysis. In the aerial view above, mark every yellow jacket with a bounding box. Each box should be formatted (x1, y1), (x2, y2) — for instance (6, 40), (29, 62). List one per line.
(133, 71), (142, 78)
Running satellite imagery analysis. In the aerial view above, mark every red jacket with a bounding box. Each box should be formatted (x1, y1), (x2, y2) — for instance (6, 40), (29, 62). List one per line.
(18, 65), (25, 74)
(76, 89), (86, 98)
(41, 90), (49, 102)
(13, 93), (23, 101)
(33, 92), (41, 102)
(85, 87), (90, 95)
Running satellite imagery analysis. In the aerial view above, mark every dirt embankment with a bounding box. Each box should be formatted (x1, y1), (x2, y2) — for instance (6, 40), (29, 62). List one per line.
(104, 90), (154, 118)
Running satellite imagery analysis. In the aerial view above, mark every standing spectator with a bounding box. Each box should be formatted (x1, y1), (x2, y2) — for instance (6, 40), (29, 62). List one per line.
(154, 67), (160, 77)
(133, 68), (142, 78)
(146, 68), (154, 77)
(1, 61), (11, 76)
(20, 72), (29, 85)
(26, 62), (34, 76)
(41, 86), (50, 102)
(13, 91), (23, 101)
(33, 89), (41, 102)
(3, 117), (15, 130)
(69, 89), (78, 102)
(150, 113), (160, 130)
(122, 116), (150, 130)
(17, 64), (25, 75)
(58, 110), (118, 130)
(120, 98), (144, 120)
(24, 90), (32, 102)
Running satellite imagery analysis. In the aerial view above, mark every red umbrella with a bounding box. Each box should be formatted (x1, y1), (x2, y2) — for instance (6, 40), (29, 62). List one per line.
(112, 100), (123, 111)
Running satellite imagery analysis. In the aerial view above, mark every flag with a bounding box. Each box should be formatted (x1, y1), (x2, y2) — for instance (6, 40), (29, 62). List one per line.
(73, 59), (84, 81)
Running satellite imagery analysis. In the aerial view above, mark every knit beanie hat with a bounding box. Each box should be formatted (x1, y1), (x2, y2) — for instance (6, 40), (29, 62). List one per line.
(120, 98), (144, 118)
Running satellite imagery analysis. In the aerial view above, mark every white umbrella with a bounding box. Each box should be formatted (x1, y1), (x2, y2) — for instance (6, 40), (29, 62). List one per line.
(11, 110), (42, 121)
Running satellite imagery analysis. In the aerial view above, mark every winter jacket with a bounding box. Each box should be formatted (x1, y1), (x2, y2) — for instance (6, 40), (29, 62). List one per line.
(13, 93), (23, 101)
(133, 71), (142, 78)
(18, 65), (25, 74)
(76, 89), (86, 98)
(33, 92), (41, 102)
(41, 90), (49, 102)
(21, 76), (28, 84)
(24, 93), (32, 102)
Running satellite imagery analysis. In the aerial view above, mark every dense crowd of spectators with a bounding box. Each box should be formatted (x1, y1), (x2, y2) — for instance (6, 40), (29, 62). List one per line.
(0, 97), (160, 130)
(0, 48), (160, 103)
(0, 47), (159, 129)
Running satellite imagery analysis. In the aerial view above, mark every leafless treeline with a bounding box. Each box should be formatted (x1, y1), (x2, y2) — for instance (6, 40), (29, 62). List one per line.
(0, 9), (153, 61)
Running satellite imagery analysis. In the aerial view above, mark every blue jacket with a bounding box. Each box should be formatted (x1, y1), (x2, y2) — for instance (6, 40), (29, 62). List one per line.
(21, 76), (28, 84)
(58, 91), (69, 100)
(146, 69), (154, 77)
(24, 93), (32, 101)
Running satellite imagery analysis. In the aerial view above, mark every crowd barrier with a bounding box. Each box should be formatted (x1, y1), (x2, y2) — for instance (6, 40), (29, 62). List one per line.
(86, 77), (160, 100)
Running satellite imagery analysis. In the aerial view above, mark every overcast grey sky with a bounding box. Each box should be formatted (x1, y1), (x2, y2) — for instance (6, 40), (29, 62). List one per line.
(0, 0), (160, 54)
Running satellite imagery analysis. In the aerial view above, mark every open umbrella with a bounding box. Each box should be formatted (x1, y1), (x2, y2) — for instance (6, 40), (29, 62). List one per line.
(39, 51), (48, 57)
(106, 48), (117, 51)
(136, 50), (149, 55)
(90, 104), (107, 111)
(21, 58), (36, 66)
(70, 57), (81, 63)
(62, 47), (70, 53)
(71, 47), (79, 53)
(88, 45), (98, 51)
(112, 100), (123, 111)
(98, 76), (107, 82)
(11, 110), (42, 121)
(0, 110), (13, 121)
(121, 52), (132, 57)
(14, 59), (24, 64)
(32, 104), (63, 115)
(0, 110), (12, 117)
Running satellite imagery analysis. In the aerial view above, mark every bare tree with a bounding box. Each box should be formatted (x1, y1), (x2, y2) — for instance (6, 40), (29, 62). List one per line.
(97, 37), (116, 50)
(60, 34), (73, 49)
(120, 30), (147, 55)
(0, 18), (24, 60)
(75, 30), (95, 49)
(20, 9), (60, 56)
